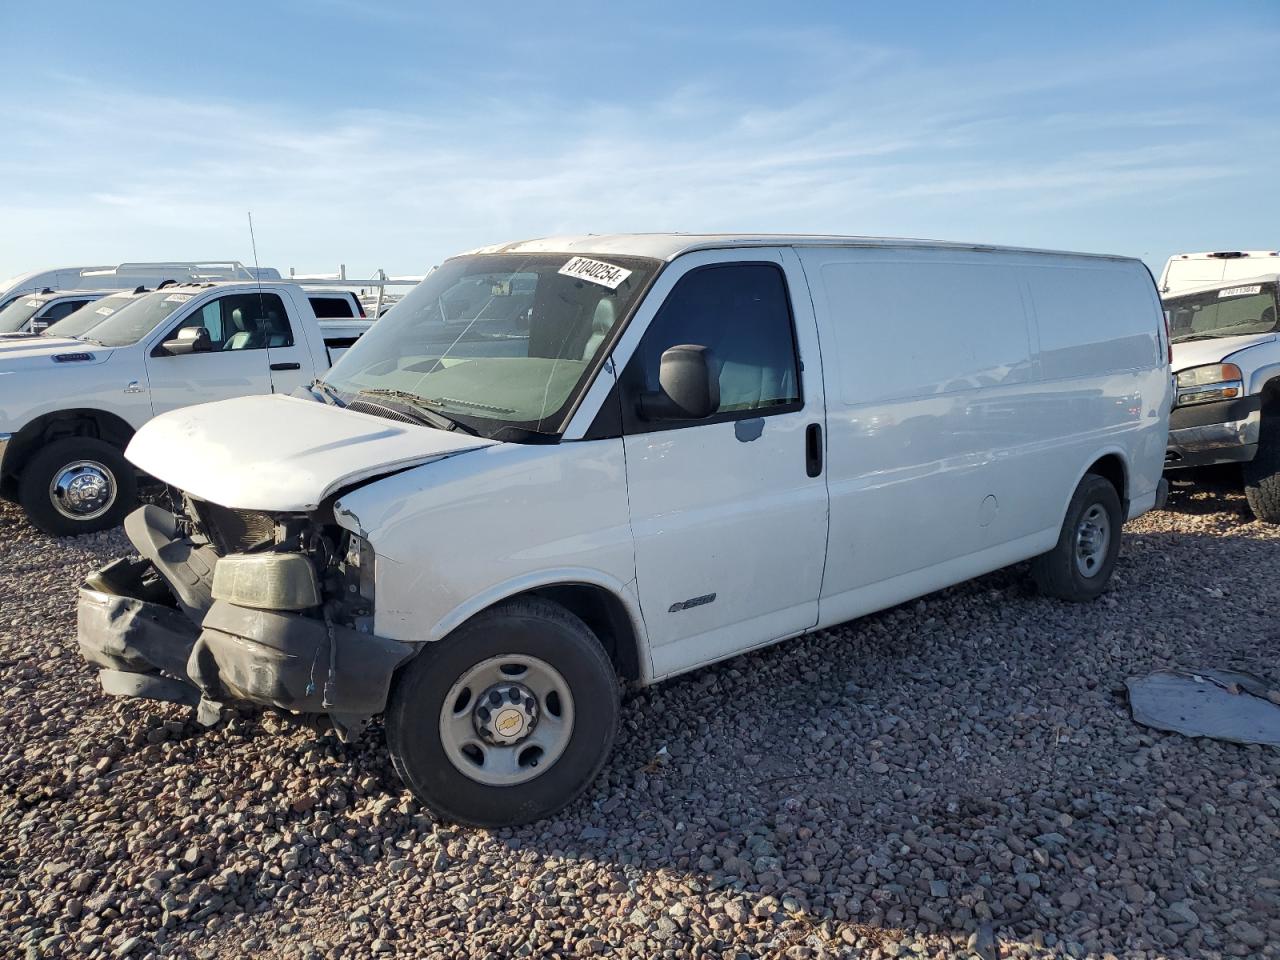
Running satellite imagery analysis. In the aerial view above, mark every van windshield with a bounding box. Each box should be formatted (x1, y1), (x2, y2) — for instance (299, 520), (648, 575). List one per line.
(0, 296), (47, 333)
(81, 291), (196, 347)
(1166, 283), (1279, 343)
(43, 293), (139, 339)
(321, 253), (658, 438)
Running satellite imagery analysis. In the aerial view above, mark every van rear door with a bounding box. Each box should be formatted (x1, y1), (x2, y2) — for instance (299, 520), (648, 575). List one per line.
(611, 249), (829, 679)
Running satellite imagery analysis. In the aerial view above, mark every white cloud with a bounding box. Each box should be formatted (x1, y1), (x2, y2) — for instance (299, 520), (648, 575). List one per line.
(0, 28), (1276, 277)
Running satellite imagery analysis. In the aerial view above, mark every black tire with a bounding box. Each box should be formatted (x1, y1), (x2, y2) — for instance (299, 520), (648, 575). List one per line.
(1030, 473), (1123, 602)
(386, 596), (620, 828)
(1243, 422), (1280, 522)
(17, 438), (138, 537)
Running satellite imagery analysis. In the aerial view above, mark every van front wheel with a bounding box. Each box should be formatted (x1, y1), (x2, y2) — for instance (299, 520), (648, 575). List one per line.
(1030, 473), (1122, 602)
(386, 597), (619, 828)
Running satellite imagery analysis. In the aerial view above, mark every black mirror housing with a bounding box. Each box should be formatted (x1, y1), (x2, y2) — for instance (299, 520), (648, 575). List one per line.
(162, 326), (213, 355)
(637, 344), (719, 421)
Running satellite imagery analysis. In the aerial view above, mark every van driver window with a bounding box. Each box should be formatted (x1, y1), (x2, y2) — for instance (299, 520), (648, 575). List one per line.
(626, 263), (801, 423)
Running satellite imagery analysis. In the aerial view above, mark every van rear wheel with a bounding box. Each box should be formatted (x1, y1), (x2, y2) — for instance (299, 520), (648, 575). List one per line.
(18, 438), (137, 537)
(1030, 473), (1122, 602)
(386, 596), (619, 828)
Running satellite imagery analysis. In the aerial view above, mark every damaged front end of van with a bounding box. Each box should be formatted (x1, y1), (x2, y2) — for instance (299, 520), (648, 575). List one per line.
(74, 392), (498, 738)
(77, 498), (409, 740)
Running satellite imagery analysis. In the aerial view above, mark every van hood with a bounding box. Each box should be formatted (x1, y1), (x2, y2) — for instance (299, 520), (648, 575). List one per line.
(0, 339), (113, 366)
(126, 393), (498, 512)
(1172, 332), (1276, 374)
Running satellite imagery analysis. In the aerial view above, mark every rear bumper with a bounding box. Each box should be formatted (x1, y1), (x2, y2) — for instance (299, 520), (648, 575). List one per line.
(77, 509), (412, 724)
(1165, 395), (1261, 469)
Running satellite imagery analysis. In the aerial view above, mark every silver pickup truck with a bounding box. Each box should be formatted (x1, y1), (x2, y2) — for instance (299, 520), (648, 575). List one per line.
(1164, 274), (1280, 520)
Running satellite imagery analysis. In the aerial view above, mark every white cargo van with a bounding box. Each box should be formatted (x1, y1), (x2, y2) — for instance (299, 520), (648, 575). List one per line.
(76, 234), (1171, 826)
(1159, 250), (1280, 294)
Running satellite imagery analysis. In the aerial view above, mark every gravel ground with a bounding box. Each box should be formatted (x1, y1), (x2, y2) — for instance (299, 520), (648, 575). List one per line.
(1, 477), (1278, 960)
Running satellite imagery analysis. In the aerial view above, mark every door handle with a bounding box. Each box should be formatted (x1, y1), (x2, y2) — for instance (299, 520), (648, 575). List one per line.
(270, 361), (301, 371)
(805, 423), (823, 477)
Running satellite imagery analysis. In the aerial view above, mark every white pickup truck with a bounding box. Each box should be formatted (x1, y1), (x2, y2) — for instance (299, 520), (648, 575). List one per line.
(0, 288), (114, 337)
(0, 280), (371, 535)
(1163, 274), (1280, 520)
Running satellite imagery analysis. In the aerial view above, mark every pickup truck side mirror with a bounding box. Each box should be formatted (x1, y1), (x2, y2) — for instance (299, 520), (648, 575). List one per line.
(637, 344), (719, 421)
(162, 326), (213, 355)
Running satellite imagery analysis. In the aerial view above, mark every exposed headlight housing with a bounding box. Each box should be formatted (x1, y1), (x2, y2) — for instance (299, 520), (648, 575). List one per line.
(211, 552), (321, 610)
(1175, 363), (1244, 407)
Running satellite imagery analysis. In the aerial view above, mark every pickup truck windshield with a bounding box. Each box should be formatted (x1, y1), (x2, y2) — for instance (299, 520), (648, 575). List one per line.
(80, 291), (195, 347)
(0, 296), (47, 333)
(43, 293), (137, 339)
(1167, 283), (1279, 343)
(322, 253), (659, 437)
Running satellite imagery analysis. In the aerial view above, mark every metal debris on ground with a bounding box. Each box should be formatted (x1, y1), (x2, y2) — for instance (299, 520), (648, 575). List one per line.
(1127, 667), (1280, 747)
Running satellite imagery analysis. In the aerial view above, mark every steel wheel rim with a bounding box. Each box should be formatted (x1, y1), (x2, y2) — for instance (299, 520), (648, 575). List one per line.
(48, 460), (116, 521)
(1074, 502), (1111, 578)
(439, 653), (575, 786)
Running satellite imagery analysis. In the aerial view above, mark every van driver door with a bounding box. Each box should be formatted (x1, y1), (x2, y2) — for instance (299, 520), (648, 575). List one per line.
(611, 249), (829, 679)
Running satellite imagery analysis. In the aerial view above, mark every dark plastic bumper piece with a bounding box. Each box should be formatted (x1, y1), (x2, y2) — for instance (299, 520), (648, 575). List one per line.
(191, 600), (412, 714)
(78, 554), (413, 719)
(124, 504), (219, 620)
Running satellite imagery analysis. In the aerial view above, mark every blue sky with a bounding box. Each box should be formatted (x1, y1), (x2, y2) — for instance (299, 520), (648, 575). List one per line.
(1, 1), (1277, 280)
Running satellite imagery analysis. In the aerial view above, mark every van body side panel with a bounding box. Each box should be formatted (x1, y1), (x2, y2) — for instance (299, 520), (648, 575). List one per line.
(332, 439), (647, 672)
(1021, 260), (1169, 518)
(803, 247), (1167, 630)
(804, 247), (1044, 625)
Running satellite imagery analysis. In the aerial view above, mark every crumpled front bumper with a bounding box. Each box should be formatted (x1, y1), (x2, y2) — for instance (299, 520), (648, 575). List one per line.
(77, 507), (413, 729)
(1165, 395), (1262, 470)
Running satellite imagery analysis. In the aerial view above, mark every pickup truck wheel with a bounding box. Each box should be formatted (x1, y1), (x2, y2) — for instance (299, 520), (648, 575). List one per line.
(1243, 425), (1280, 522)
(1030, 473), (1122, 602)
(18, 438), (137, 537)
(386, 596), (619, 828)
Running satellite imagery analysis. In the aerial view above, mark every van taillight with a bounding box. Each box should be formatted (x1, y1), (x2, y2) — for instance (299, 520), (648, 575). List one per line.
(1162, 311), (1172, 364)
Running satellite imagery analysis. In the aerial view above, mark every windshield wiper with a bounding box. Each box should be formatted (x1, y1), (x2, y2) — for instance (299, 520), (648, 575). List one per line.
(311, 379), (347, 407)
(355, 388), (479, 435)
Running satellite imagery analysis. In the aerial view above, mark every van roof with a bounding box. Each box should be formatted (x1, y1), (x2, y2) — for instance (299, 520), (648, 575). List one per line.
(462, 233), (1141, 264)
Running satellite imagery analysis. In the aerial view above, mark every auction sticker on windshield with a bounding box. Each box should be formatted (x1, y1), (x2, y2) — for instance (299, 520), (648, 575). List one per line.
(163, 294), (193, 303)
(559, 256), (632, 290)
(1219, 285), (1262, 298)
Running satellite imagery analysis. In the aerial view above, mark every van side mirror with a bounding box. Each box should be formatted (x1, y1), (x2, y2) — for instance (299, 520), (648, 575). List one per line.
(162, 326), (213, 355)
(637, 344), (719, 420)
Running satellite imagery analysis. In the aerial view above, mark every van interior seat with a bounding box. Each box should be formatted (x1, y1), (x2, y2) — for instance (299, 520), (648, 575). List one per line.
(582, 299), (616, 359)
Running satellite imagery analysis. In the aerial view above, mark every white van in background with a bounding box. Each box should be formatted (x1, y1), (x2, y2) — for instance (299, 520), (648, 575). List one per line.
(0, 261), (281, 311)
(1160, 250), (1280, 294)
(77, 234), (1171, 827)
